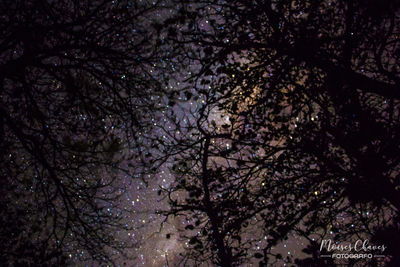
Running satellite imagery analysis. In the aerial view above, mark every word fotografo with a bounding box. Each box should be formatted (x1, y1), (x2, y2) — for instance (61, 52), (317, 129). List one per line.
(320, 239), (387, 259)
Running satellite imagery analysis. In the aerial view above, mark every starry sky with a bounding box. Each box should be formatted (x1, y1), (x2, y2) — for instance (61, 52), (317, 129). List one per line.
(59, 3), (394, 265)
(103, 77), (312, 267)
(2, 0), (398, 266)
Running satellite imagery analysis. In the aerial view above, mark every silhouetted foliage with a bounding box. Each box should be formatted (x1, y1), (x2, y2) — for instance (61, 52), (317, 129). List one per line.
(0, 0), (166, 264)
(159, 0), (400, 266)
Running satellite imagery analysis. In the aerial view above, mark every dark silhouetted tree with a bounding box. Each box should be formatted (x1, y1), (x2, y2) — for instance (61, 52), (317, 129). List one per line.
(0, 0), (168, 265)
(158, 0), (400, 266)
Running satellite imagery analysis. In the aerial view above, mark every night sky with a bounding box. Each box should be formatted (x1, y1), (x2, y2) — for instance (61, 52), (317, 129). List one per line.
(1, 0), (399, 266)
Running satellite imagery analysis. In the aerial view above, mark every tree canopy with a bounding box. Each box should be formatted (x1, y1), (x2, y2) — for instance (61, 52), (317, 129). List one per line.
(0, 0), (168, 264)
(157, 0), (400, 266)
(1, 0), (399, 266)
